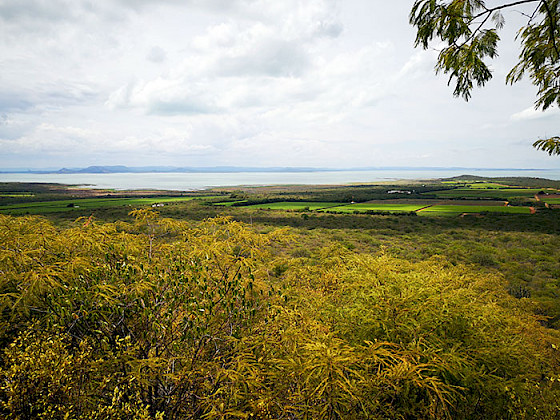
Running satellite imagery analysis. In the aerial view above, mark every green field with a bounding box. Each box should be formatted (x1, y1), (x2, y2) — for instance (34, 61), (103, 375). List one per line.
(462, 182), (514, 189)
(246, 201), (343, 210)
(321, 203), (424, 213)
(215, 199), (536, 216)
(418, 204), (532, 215)
(0, 196), (216, 214)
(441, 181), (513, 189)
(427, 188), (546, 199)
(542, 197), (560, 204)
(213, 200), (248, 206)
(0, 193), (35, 197)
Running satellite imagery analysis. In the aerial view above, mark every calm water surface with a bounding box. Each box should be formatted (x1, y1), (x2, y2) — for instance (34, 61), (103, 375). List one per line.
(1, 170), (560, 191)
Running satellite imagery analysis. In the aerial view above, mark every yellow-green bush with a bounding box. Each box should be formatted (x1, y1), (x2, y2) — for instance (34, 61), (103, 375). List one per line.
(1, 213), (559, 419)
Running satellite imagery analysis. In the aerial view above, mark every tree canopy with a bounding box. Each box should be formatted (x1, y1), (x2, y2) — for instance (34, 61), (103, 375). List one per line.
(409, 0), (560, 154)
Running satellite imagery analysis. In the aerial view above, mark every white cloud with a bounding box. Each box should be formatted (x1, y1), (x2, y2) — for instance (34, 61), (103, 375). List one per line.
(105, 2), (349, 117)
(511, 106), (560, 121)
(106, 77), (224, 115)
(0, 123), (96, 154)
(397, 49), (439, 80)
(107, 26), (396, 122)
(0, 119), (224, 161)
(1, 1), (559, 170)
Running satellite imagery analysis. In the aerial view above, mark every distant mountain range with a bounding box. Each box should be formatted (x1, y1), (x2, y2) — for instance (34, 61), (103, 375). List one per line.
(0, 165), (549, 174)
(3, 165), (334, 174)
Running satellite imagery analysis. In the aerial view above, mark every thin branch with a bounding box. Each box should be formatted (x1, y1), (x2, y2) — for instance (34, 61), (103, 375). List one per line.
(513, 9), (537, 19)
(457, 0), (549, 50)
(527, 3), (543, 23)
(472, 0), (541, 20)
(461, 10), (494, 47)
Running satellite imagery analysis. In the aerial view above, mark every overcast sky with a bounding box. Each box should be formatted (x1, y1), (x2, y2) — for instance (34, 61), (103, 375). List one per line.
(1, 0), (559, 170)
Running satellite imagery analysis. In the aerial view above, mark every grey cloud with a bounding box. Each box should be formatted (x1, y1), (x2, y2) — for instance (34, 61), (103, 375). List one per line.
(108, 77), (226, 116)
(114, 0), (237, 13)
(0, 0), (73, 22)
(217, 39), (309, 78)
(0, 113), (31, 141)
(33, 83), (98, 109)
(148, 100), (220, 116)
(0, 91), (34, 112)
(0, 127), (25, 141)
(315, 20), (343, 38)
(41, 80), (99, 101)
(115, 0), (343, 39)
(0, 0), (127, 38)
(43, 90), (99, 107)
(147, 46), (166, 63)
(0, 79), (99, 117)
(113, 0), (181, 11)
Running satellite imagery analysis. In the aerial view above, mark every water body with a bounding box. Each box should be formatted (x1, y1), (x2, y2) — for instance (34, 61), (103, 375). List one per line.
(1, 169), (560, 191)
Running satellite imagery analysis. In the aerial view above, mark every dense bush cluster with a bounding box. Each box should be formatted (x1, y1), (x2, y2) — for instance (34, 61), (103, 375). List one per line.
(1, 212), (560, 418)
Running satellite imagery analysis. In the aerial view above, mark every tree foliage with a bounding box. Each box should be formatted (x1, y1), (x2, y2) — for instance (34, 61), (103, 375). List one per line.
(410, 0), (560, 153)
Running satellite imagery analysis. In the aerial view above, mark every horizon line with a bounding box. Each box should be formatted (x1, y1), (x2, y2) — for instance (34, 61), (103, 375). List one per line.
(0, 165), (557, 174)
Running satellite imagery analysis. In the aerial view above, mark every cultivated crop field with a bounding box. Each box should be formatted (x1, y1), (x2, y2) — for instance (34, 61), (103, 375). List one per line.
(218, 196), (534, 216)
(542, 197), (560, 205)
(320, 203), (424, 213)
(246, 201), (343, 210)
(212, 200), (248, 206)
(426, 187), (549, 199)
(0, 196), (218, 215)
(215, 200), (529, 215)
(0, 178), (542, 217)
(441, 181), (518, 189)
(417, 204), (533, 215)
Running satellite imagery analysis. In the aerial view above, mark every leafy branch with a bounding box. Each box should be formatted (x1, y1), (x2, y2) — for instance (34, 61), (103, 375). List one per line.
(410, 0), (560, 154)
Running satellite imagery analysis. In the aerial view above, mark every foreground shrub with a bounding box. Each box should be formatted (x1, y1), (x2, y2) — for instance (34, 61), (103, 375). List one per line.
(1, 213), (559, 418)
(284, 249), (560, 418)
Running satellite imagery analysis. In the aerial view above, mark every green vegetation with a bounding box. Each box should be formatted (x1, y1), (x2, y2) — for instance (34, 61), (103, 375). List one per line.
(213, 200), (248, 206)
(0, 195), (222, 215)
(2, 177), (560, 418)
(0, 197), (189, 214)
(419, 205), (532, 215)
(446, 176), (560, 189)
(247, 201), (342, 210)
(428, 188), (546, 200)
(321, 203), (424, 213)
(441, 181), (509, 189)
(3, 177), (550, 217)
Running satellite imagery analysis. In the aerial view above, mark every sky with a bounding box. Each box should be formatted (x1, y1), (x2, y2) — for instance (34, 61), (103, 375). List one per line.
(1, 0), (559, 170)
